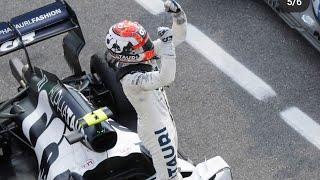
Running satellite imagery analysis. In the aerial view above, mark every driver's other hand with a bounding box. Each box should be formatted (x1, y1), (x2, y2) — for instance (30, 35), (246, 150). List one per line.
(157, 27), (173, 43)
(157, 27), (175, 57)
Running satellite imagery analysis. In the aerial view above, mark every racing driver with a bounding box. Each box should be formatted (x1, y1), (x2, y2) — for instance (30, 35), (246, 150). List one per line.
(105, 0), (187, 179)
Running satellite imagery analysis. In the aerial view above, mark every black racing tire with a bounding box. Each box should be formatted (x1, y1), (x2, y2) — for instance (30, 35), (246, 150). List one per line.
(90, 52), (138, 131)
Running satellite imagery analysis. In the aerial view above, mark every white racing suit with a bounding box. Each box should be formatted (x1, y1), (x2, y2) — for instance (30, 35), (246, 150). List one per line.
(119, 10), (187, 180)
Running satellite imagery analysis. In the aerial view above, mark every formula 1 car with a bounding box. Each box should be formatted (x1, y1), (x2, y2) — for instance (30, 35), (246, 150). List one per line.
(264, 0), (320, 52)
(0, 1), (232, 179)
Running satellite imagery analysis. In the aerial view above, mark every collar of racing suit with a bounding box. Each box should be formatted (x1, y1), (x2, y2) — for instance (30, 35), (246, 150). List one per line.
(116, 63), (153, 81)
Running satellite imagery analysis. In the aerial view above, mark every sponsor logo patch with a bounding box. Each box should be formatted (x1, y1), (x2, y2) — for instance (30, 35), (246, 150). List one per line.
(0, 9), (62, 36)
(155, 127), (178, 178)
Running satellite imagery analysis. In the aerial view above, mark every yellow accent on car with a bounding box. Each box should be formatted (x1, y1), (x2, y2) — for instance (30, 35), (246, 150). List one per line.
(82, 108), (108, 127)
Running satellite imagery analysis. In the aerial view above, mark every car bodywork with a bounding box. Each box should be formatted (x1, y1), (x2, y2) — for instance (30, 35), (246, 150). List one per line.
(264, 0), (320, 52)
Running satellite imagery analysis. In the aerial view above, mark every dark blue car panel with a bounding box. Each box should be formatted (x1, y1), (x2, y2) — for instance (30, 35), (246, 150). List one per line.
(0, 0), (83, 57)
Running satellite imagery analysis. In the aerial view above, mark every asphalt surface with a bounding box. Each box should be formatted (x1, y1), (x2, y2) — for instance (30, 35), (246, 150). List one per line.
(1, 0), (320, 179)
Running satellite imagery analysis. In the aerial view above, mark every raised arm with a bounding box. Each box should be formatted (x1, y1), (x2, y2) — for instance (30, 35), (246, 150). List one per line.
(121, 1), (186, 91)
(154, 0), (187, 53)
(166, 0), (188, 47)
(121, 28), (176, 91)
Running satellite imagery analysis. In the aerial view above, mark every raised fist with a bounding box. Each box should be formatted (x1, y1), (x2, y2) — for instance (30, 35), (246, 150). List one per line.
(164, 0), (182, 14)
(164, 0), (186, 25)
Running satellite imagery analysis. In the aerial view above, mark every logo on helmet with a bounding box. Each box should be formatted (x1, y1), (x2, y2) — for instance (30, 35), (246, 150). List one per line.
(108, 51), (140, 62)
(105, 34), (129, 54)
(106, 20), (155, 62)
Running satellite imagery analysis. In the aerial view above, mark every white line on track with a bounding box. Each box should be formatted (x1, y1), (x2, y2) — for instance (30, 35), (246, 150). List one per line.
(136, 0), (320, 154)
(280, 107), (320, 150)
(134, 0), (165, 15)
(186, 24), (276, 101)
(134, 0), (277, 101)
